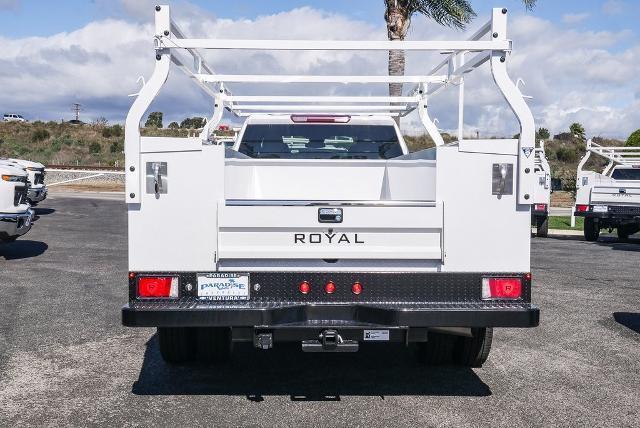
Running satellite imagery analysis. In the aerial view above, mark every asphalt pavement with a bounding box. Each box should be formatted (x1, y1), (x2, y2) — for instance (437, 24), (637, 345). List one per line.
(0, 195), (639, 427)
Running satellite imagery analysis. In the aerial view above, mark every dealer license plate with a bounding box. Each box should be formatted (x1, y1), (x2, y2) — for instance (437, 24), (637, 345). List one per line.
(197, 273), (250, 300)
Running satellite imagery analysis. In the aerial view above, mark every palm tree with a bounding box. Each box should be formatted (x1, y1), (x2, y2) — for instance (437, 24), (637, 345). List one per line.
(384, 0), (537, 122)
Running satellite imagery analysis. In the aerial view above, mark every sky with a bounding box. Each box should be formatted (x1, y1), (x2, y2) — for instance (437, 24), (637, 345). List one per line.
(0, 0), (639, 138)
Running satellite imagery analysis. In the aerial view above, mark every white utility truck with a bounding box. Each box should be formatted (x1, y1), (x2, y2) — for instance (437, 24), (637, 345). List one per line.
(575, 139), (640, 241)
(531, 141), (551, 237)
(122, 5), (539, 366)
(0, 162), (33, 243)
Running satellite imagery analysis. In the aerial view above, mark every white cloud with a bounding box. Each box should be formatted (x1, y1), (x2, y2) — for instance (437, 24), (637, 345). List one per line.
(562, 13), (589, 25)
(0, 5), (638, 139)
(602, 0), (624, 15)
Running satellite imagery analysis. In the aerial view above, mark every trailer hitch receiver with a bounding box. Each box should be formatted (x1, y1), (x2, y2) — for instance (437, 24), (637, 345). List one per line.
(301, 329), (359, 353)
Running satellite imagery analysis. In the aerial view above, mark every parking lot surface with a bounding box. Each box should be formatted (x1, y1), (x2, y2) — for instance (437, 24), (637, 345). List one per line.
(1, 195), (639, 427)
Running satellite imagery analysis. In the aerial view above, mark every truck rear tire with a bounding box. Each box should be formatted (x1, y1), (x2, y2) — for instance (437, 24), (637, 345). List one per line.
(584, 217), (600, 242)
(536, 215), (549, 238)
(454, 328), (493, 368)
(617, 225), (638, 241)
(415, 332), (456, 365)
(195, 327), (233, 363)
(158, 327), (195, 364)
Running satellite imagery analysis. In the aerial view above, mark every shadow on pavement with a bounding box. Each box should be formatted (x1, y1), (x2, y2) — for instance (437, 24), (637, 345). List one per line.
(613, 312), (640, 334)
(594, 237), (640, 252)
(132, 334), (491, 400)
(0, 240), (48, 260)
(33, 207), (55, 216)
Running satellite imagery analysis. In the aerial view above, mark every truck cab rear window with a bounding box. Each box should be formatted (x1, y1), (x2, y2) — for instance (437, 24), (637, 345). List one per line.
(611, 169), (640, 180)
(239, 124), (403, 159)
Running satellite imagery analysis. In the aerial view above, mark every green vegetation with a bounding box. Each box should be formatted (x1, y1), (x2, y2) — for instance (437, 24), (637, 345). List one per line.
(626, 129), (640, 147)
(569, 122), (586, 140)
(548, 216), (584, 231)
(537, 127), (550, 140)
(145, 111), (163, 128)
(180, 117), (206, 129)
(0, 121), (125, 166)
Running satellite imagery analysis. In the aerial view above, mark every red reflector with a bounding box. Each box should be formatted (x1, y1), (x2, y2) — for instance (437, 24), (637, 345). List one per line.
(576, 204), (589, 212)
(290, 115), (351, 123)
(525, 272), (532, 281)
(352, 282), (363, 295)
(325, 281), (336, 294)
(482, 278), (522, 300)
(138, 276), (177, 298)
(299, 281), (311, 294)
(128, 272), (136, 279)
(534, 204), (547, 211)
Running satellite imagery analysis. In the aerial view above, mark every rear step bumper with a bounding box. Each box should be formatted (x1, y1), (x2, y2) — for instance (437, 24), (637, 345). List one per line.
(122, 302), (539, 328)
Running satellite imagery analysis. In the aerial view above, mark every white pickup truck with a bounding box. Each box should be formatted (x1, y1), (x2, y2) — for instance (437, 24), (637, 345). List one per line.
(0, 158), (47, 204)
(122, 6), (539, 366)
(0, 162), (33, 243)
(575, 139), (640, 241)
(531, 141), (551, 237)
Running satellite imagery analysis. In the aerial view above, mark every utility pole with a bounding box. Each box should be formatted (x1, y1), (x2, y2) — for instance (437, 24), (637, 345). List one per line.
(71, 103), (82, 122)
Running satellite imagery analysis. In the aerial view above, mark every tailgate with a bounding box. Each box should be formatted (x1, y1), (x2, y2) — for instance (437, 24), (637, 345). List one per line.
(591, 185), (640, 205)
(218, 202), (443, 260)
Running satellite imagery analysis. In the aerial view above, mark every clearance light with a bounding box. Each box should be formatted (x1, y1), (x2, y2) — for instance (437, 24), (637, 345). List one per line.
(352, 282), (363, 295)
(138, 276), (179, 298)
(299, 281), (311, 295)
(575, 204), (589, 212)
(534, 204), (547, 211)
(128, 272), (136, 279)
(482, 277), (522, 300)
(325, 281), (336, 294)
(290, 115), (351, 124)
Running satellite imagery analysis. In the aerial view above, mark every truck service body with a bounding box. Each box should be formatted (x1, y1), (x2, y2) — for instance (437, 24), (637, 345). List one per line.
(531, 142), (551, 237)
(122, 6), (539, 365)
(575, 140), (640, 241)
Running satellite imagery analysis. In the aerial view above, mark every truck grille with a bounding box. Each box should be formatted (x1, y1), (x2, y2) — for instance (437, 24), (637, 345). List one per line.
(609, 206), (640, 216)
(34, 171), (45, 185)
(14, 185), (28, 206)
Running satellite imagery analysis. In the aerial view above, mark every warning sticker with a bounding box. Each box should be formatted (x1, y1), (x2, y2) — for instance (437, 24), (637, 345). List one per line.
(522, 147), (534, 158)
(363, 330), (390, 341)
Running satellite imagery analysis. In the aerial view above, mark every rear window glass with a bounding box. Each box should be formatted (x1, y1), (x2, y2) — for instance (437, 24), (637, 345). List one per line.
(611, 168), (640, 180)
(239, 124), (403, 159)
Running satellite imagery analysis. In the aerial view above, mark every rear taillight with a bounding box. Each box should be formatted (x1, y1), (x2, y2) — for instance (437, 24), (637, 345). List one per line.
(482, 277), (522, 300)
(137, 276), (179, 298)
(325, 281), (336, 294)
(290, 115), (351, 123)
(534, 204), (547, 211)
(299, 281), (311, 295)
(576, 204), (589, 212)
(351, 282), (363, 295)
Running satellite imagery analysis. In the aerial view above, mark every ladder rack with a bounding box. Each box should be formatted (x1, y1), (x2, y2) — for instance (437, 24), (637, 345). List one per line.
(124, 5), (535, 206)
(577, 139), (640, 178)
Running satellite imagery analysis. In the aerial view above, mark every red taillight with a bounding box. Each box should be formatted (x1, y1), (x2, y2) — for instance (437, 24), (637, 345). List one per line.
(290, 115), (351, 123)
(325, 281), (336, 294)
(576, 204), (589, 212)
(534, 204), (547, 211)
(482, 277), (522, 300)
(137, 276), (178, 298)
(299, 281), (311, 294)
(352, 282), (363, 295)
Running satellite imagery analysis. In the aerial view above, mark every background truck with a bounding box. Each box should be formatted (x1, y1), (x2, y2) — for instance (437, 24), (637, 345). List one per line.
(2, 158), (47, 204)
(531, 141), (551, 237)
(122, 6), (539, 367)
(575, 139), (640, 241)
(0, 162), (33, 243)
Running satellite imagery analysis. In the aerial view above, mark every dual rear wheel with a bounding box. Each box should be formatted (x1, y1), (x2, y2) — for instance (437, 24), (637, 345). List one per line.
(415, 328), (493, 367)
